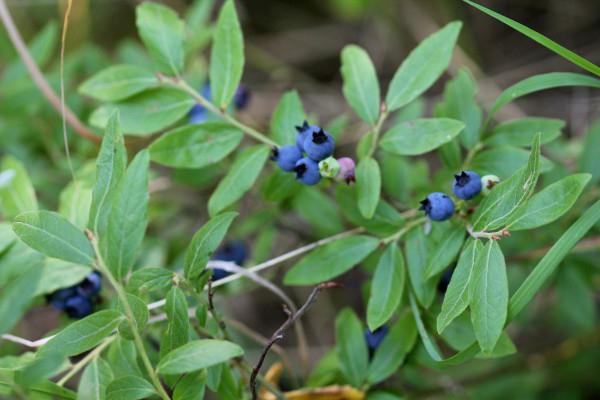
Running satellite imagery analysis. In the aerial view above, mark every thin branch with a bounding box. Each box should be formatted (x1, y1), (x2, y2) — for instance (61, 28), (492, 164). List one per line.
(0, 0), (99, 143)
(249, 282), (339, 400)
(467, 225), (511, 241)
(57, 335), (115, 387)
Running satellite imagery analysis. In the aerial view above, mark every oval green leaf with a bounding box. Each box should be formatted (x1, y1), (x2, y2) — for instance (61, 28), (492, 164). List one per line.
(367, 244), (405, 331)
(379, 118), (465, 156)
(78, 64), (157, 102)
(341, 45), (380, 124)
(356, 157), (381, 219)
(157, 339), (244, 375)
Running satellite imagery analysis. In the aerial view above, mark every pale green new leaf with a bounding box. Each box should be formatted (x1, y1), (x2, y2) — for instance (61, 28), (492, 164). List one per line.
(183, 212), (237, 279)
(160, 287), (190, 358)
(208, 145), (270, 216)
(356, 157), (381, 219)
(469, 240), (508, 354)
(77, 358), (113, 400)
(35, 259), (92, 296)
(78, 65), (157, 102)
(367, 244), (405, 331)
(341, 45), (380, 124)
(380, 118), (465, 156)
(0, 155), (38, 220)
(510, 173), (591, 230)
(117, 294), (148, 340)
(270, 91), (306, 145)
(136, 2), (185, 76)
(157, 340), (244, 374)
(106, 375), (155, 400)
(284, 235), (379, 285)
(210, 0), (244, 109)
(149, 122), (243, 168)
(59, 180), (93, 231)
(13, 211), (94, 265)
(385, 22), (461, 111)
(173, 370), (206, 400)
(485, 117), (563, 147)
(335, 308), (369, 387)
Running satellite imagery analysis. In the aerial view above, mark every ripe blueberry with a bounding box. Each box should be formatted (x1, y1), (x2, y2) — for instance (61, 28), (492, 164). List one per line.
(233, 85), (250, 109)
(212, 240), (249, 280)
(48, 287), (77, 310)
(303, 128), (334, 161)
(452, 171), (482, 200)
(271, 145), (303, 172)
(294, 120), (311, 151)
(420, 192), (455, 221)
(336, 157), (356, 184)
(76, 271), (102, 298)
(294, 157), (321, 185)
(365, 325), (389, 356)
(480, 174), (500, 196)
(64, 295), (94, 319)
(318, 157), (340, 178)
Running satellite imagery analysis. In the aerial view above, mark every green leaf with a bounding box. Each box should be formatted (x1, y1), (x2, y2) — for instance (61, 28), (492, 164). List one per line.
(89, 88), (194, 136)
(209, 0), (244, 109)
(471, 134), (541, 231)
(0, 265), (42, 334)
(556, 267), (595, 332)
(367, 313), (417, 384)
(284, 235), (379, 285)
(35, 259), (92, 296)
(356, 157), (381, 219)
(0, 155), (38, 220)
(379, 118), (465, 156)
(0, 223), (16, 254)
(117, 294), (149, 340)
(463, 0), (600, 76)
(437, 239), (482, 334)
(106, 339), (141, 378)
(103, 150), (149, 280)
(385, 22), (462, 111)
(489, 72), (600, 119)
(270, 90), (306, 145)
(3, 22), (58, 82)
(89, 112), (127, 236)
(471, 145), (553, 178)
(157, 339), (244, 375)
(509, 199), (600, 320)
(106, 375), (155, 400)
(409, 293), (443, 361)
(424, 223), (465, 279)
(59, 180), (93, 231)
(580, 120), (600, 185)
(40, 310), (123, 357)
(485, 117), (563, 147)
(340, 45), (380, 124)
(469, 240), (508, 354)
(173, 370), (206, 400)
(127, 267), (175, 294)
(135, 2), (184, 76)
(149, 122), (243, 168)
(184, 212), (237, 279)
(510, 174), (591, 231)
(367, 244), (405, 331)
(335, 308), (369, 387)
(404, 228), (437, 308)
(292, 187), (344, 237)
(207, 145), (270, 216)
(435, 68), (482, 148)
(160, 287), (190, 358)
(77, 358), (113, 400)
(78, 65), (157, 102)
(13, 211), (94, 265)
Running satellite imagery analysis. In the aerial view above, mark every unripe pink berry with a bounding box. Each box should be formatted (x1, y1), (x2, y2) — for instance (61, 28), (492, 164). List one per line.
(336, 157), (356, 184)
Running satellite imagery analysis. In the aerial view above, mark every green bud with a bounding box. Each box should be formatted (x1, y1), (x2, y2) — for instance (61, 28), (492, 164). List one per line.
(318, 157), (340, 178)
(481, 174), (500, 196)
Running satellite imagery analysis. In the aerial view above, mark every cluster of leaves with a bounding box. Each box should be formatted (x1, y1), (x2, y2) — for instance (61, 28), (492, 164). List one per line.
(1, 0), (600, 399)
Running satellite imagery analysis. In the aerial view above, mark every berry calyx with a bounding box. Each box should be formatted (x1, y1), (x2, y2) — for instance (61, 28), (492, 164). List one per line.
(452, 170), (482, 200)
(295, 120), (311, 151)
(420, 192), (455, 221)
(303, 128), (334, 161)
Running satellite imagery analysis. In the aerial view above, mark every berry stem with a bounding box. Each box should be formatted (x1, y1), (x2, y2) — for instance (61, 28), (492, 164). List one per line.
(366, 107), (389, 158)
(466, 225), (510, 240)
(57, 336), (115, 387)
(462, 142), (484, 169)
(383, 217), (428, 244)
(167, 77), (279, 147)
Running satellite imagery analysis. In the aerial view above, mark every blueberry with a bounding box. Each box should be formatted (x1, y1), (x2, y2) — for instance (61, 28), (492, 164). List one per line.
(420, 192), (455, 221)
(233, 85), (250, 109)
(188, 105), (207, 124)
(64, 295), (94, 319)
(303, 128), (334, 161)
(48, 287), (77, 310)
(211, 240), (249, 281)
(294, 120), (311, 151)
(336, 157), (356, 184)
(271, 145), (303, 172)
(294, 157), (321, 185)
(365, 325), (389, 355)
(76, 271), (102, 298)
(452, 171), (482, 200)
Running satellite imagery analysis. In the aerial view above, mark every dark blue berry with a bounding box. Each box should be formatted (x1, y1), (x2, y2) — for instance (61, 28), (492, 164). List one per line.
(365, 325), (389, 355)
(294, 157), (321, 185)
(271, 145), (303, 172)
(188, 105), (207, 124)
(211, 240), (249, 280)
(233, 85), (250, 109)
(48, 287), (77, 310)
(452, 171), (482, 200)
(64, 295), (94, 319)
(76, 271), (102, 298)
(303, 128), (334, 161)
(295, 121), (311, 151)
(420, 192), (455, 221)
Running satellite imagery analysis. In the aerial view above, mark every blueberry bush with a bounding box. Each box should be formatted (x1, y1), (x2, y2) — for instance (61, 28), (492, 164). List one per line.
(1, 0), (600, 399)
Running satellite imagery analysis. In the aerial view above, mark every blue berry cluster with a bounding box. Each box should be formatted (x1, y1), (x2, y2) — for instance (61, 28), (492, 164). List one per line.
(271, 121), (354, 186)
(47, 272), (102, 319)
(365, 325), (389, 357)
(211, 240), (249, 281)
(188, 83), (250, 124)
(420, 170), (482, 222)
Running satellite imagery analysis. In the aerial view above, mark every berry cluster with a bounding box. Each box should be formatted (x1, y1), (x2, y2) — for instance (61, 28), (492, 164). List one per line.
(271, 121), (356, 185)
(211, 240), (249, 281)
(47, 272), (102, 319)
(188, 83), (250, 124)
(420, 171), (500, 222)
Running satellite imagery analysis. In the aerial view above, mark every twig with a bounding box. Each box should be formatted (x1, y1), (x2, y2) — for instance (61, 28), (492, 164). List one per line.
(249, 282), (339, 400)
(466, 225), (510, 241)
(57, 335), (115, 387)
(0, 0), (99, 143)
(207, 279), (232, 341)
